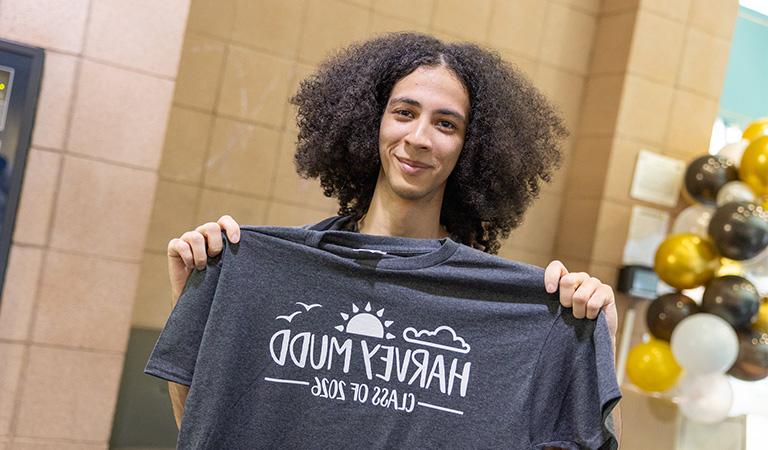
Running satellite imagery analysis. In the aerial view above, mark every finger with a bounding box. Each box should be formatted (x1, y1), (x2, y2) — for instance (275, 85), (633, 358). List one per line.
(585, 283), (613, 319)
(572, 277), (602, 319)
(585, 285), (616, 322)
(559, 271), (589, 309)
(196, 222), (224, 257)
(181, 231), (207, 270)
(168, 238), (194, 269)
(217, 215), (240, 243)
(544, 260), (568, 293)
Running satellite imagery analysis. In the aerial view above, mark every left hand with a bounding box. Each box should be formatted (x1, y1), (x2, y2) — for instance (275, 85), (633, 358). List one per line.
(544, 260), (618, 343)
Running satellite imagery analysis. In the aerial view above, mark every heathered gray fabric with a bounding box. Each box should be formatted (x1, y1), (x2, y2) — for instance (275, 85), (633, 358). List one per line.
(145, 215), (621, 449)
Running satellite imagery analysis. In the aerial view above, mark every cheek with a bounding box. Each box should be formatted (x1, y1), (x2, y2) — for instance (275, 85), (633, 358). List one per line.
(437, 137), (464, 164)
(378, 119), (398, 146)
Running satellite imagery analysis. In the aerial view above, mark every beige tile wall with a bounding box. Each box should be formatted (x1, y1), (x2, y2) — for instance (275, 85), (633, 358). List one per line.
(0, 0), (189, 448)
(555, 0), (739, 285)
(135, 0), (600, 327)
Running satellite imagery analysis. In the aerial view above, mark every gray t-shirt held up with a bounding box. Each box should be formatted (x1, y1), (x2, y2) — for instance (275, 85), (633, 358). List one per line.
(145, 215), (621, 449)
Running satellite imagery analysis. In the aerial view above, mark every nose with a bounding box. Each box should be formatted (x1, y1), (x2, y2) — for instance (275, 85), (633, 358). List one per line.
(404, 116), (431, 150)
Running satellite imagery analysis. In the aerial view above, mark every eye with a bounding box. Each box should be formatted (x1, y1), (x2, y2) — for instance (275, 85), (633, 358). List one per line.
(438, 119), (456, 130)
(394, 109), (414, 118)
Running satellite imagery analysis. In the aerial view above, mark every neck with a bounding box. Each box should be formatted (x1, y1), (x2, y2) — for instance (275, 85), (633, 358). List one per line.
(356, 169), (449, 239)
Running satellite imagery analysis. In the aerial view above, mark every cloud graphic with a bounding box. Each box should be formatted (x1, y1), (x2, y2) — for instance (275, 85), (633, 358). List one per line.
(402, 326), (471, 354)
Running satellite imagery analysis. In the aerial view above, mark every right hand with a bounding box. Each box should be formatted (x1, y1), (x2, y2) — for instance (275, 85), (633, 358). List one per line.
(166, 215), (241, 302)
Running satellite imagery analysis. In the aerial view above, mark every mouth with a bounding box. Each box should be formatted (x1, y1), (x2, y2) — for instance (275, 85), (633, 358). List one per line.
(395, 156), (432, 169)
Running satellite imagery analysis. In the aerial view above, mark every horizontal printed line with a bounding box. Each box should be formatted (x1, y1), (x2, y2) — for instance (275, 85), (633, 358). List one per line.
(264, 377), (309, 385)
(417, 402), (464, 415)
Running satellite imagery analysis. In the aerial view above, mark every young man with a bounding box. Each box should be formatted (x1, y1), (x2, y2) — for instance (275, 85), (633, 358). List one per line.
(163, 33), (621, 447)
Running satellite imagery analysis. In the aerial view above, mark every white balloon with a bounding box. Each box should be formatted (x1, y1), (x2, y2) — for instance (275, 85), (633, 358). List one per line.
(677, 373), (733, 424)
(671, 313), (738, 375)
(717, 140), (749, 167)
(743, 245), (768, 274)
(716, 181), (756, 206)
(743, 246), (768, 296)
(671, 205), (715, 237)
(681, 286), (704, 304)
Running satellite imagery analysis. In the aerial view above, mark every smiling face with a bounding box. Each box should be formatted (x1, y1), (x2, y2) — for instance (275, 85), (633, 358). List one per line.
(377, 65), (470, 205)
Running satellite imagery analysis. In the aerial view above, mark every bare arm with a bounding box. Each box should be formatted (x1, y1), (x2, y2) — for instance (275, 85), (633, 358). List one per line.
(168, 380), (189, 429)
(612, 403), (623, 447)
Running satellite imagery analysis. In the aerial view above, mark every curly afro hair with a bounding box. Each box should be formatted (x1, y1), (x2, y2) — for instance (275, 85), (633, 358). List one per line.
(291, 32), (568, 255)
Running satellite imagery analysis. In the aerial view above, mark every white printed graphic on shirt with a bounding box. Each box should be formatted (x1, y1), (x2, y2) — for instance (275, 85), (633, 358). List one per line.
(334, 302), (395, 339)
(266, 301), (472, 416)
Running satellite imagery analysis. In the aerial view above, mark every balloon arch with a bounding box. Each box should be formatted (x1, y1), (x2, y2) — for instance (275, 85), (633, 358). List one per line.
(626, 118), (768, 424)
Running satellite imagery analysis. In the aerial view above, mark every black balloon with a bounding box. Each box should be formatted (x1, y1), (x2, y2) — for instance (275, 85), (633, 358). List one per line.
(684, 155), (738, 205)
(646, 293), (700, 341)
(708, 201), (768, 260)
(728, 330), (768, 381)
(701, 275), (761, 329)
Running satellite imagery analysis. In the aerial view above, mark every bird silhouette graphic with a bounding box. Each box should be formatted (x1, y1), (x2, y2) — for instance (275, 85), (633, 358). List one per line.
(295, 302), (322, 311)
(276, 311), (302, 322)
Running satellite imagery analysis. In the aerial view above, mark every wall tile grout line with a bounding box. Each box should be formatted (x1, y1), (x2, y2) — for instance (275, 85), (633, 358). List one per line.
(0, 338), (124, 356)
(80, 54), (177, 82)
(10, 435), (108, 446)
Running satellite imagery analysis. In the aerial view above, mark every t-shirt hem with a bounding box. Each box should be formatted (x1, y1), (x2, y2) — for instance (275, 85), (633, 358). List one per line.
(144, 359), (193, 386)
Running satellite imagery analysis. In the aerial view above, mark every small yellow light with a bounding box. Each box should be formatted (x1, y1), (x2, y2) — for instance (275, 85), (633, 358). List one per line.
(0, 83), (5, 90)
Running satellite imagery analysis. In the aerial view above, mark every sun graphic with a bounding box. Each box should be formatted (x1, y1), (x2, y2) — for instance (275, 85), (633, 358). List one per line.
(335, 302), (395, 339)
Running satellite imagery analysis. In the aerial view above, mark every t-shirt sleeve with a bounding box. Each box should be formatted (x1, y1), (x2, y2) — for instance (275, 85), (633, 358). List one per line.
(527, 307), (622, 450)
(144, 233), (226, 386)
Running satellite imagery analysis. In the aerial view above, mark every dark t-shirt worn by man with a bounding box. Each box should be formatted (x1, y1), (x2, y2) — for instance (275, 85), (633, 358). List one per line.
(145, 215), (621, 449)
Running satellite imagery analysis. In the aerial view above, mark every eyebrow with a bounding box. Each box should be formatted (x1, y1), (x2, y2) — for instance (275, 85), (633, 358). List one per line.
(389, 96), (466, 123)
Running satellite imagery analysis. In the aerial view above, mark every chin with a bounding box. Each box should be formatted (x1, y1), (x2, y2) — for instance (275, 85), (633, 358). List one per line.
(390, 180), (438, 201)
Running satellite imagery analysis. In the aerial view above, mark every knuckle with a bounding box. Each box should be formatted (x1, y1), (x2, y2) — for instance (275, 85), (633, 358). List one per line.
(186, 232), (204, 245)
(561, 274), (577, 288)
(572, 292), (589, 304)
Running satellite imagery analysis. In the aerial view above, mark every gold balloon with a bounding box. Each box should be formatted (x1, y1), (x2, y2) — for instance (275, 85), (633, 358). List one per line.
(739, 136), (768, 197)
(755, 300), (768, 333)
(627, 339), (682, 392)
(654, 233), (719, 290)
(717, 257), (744, 277)
(743, 118), (768, 142)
